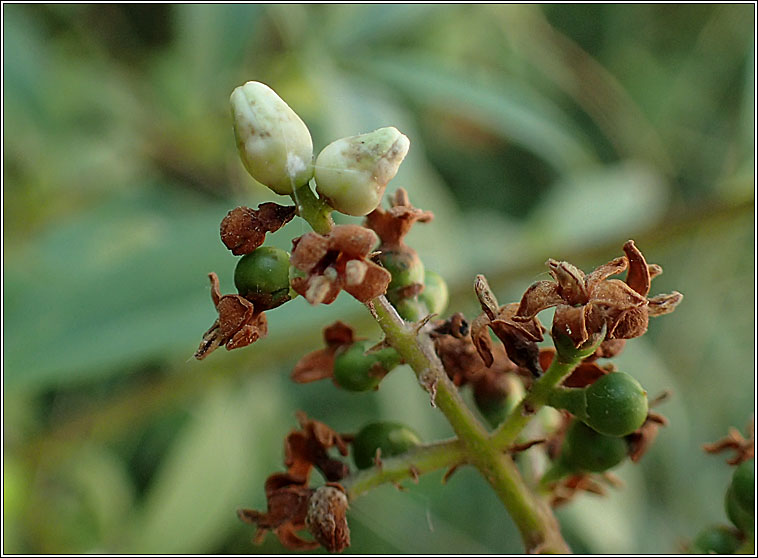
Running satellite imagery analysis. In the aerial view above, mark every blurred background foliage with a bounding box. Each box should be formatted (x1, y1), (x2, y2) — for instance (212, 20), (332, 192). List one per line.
(2, 4), (754, 554)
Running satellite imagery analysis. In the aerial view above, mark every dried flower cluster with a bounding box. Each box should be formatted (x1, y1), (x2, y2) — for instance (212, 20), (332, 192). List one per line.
(238, 413), (351, 552)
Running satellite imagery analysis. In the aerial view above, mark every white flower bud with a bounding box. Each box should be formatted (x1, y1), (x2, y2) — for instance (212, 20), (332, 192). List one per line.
(230, 81), (314, 195)
(314, 127), (410, 216)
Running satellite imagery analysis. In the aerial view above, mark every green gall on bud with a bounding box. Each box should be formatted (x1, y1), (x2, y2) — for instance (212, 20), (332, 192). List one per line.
(333, 340), (402, 392)
(380, 248), (425, 292)
(561, 420), (628, 473)
(552, 328), (605, 362)
(352, 421), (422, 469)
(230, 81), (314, 195)
(314, 127), (410, 216)
(234, 247), (292, 310)
(583, 372), (648, 437)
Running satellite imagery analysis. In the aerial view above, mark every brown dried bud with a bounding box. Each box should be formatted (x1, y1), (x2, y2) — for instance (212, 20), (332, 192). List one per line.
(220, 203), (296, 255)
(305, 485), (350, 553)
(364, 188), (433, 248)
(292, 322), (357, 384)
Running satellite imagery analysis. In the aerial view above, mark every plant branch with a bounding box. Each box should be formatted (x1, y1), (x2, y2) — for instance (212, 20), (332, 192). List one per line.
(491, 347), (584, 451)
(291, 182), (334, 235)
(340, 438), (467, 499)
(370, 295), (569, 553)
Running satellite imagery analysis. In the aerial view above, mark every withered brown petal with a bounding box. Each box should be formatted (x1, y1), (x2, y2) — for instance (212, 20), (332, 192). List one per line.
(563, 361), (608, 388)
(471, 313), (496, 367)
(290, 232), (330, 272)
(548, 260), (588, 305)
(647, 291), (683, 316)
(209, 272), (223, 306)
(585, 256), (628, 285)
(553, 305), (589, 347)
(324, 321), (356, 347)
(607, 307), (648, 340)
(227, 313), (268, 350)
(216, 296), (255, 338)
(516, 280), (563, 319)
(488, 314), (542, 376)
(592, 338), (627, 359)
(327, 224), (378, 257)
(498, 303), (545, 342)
(220, 203), (296, 255)
(589, 279), (647, 309)
(342, 261), (392, 303)
(622, 240), (651, 297)
(291, 349), (336, 384)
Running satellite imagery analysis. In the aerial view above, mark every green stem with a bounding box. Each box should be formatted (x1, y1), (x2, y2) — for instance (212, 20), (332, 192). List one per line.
(291, 182), (334, 235)
(491, 349), (584, 451)
(340, 438), (467, 499)
(371, 296), (569, 553)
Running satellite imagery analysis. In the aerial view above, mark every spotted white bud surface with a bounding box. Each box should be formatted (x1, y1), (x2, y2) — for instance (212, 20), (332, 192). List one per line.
(314, 127), (410, 216)
(230, 81), (314, 195)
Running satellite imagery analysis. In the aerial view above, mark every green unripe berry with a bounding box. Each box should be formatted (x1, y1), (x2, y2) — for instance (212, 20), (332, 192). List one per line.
(333, 340), (401, 392)
(690, 525), (742, 554)
(394, 297), (427, 322)
(561, 420), (628, 473)
(352, 421), (421, 469)
(380, 248), (425, 292)
(418, 270), (449, 316)
(584, 372), (648, 437)
(230, 81), (314, 194)
(234, 247), (292, 310)
(726, 484), (754, 534)
(731, 459), (755, 513)
(314, 127), (410, 216)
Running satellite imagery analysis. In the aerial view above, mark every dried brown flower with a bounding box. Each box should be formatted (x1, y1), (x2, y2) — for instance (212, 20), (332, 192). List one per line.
(472, 275), (545, 377)
(703, 419), (755, 465)
(220, 203), (297, 255)
(290, 225), (391, 305)
(194, 272), (268, 359)
(364, 188), (433, 248)
(292, 322), (357, 384)
(550, 473), (622, 508)
(515, 240), (683, 347)
(285, 411), (352, 483)
(238, 473), (318, 550)
(305, 484), (351, 553)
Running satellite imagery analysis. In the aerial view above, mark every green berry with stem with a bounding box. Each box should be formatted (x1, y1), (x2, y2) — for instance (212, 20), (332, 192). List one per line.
(352, 421), (422, 469)
(314, 127), (410, 216)
(233, 247), (292, 310)
(561, 420), (628, 473)
(583, 372), (648, 437)
(380, 248), (425, 292)
(333, 340), (402, 392)
(230, 81), (314, 194)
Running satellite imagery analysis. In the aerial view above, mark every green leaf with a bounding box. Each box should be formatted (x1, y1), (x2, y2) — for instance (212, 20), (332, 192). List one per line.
(125, 377), (284, 553)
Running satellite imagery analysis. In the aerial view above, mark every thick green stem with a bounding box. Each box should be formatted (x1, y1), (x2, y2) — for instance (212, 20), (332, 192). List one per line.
(291, 182), (334, 235)
(491, 349), (584, 451)
(340, 439), (467, 499)
(371, 296), (569, 553)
